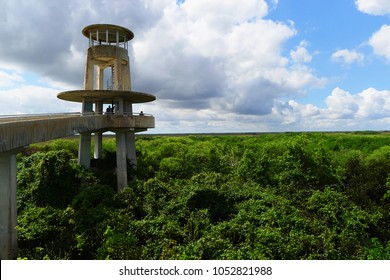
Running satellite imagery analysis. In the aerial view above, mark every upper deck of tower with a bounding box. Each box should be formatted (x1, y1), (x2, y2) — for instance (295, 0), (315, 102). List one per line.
(82, 24), (134, 50)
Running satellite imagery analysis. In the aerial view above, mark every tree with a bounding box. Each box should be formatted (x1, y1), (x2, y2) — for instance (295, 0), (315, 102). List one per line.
(17, 150), (92, 209)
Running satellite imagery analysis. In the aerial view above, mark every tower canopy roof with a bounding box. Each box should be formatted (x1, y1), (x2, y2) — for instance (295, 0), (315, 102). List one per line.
(82, 24), (134, 43)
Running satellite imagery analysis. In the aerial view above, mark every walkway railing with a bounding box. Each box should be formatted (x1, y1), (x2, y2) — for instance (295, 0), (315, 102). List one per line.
(0, 112), (81, 123)
(0, 112), (153, 122)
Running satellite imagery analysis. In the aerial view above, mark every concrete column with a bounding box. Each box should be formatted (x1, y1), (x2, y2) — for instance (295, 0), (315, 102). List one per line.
(114, 56), (122, 90)
(115, 130), (128, 191)
(124, 101), (133, 116)
(78, 133), (91, 168)
(84, 49), (94, 90)
(116, 98), (124, 115)
(123, 59), (131, 90)
(0, 152), (17, 259)
(126, 131), (137, 167)
(96, 66), (104, 90)
(94, 132), (103, 159)
(82, 100), (93, 115)
(93, 100), (103, 159)
(95, 101), (103, 115)
(82, 49), (95, 115)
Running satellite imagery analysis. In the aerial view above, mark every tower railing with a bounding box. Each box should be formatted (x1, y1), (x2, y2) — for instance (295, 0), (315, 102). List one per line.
(88, 30), (129, 49)
(0, 112), (153, 122)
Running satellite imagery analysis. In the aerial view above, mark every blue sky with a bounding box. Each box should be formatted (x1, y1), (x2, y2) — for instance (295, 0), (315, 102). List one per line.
(1, 0), (390, 133)
(269, 0), (390, 106)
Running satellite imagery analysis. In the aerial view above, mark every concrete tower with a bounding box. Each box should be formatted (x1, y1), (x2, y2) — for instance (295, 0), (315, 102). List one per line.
(58, 24), (155, 191)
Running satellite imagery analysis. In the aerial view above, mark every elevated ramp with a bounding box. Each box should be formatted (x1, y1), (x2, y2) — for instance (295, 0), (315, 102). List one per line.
(0, 113), (154, 153)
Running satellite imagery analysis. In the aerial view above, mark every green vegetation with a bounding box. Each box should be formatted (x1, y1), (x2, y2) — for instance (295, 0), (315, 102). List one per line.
(16, 132), (390, 259)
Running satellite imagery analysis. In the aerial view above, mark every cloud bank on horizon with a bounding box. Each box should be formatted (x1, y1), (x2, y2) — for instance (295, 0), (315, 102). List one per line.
(1, 0), (390, 132)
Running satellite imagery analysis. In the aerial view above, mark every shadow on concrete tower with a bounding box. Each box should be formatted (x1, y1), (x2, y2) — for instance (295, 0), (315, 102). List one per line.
(58, 24), (156, 191)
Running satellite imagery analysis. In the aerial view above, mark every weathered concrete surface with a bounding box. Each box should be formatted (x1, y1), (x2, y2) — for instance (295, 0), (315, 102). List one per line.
(0, 152), (17, 260)
(82, 24), (134, 43)
(57, 90), (156, 103)
(78, 132), (92, 168)
(0, 114), (154, 153)
(115, 130), (128, 190)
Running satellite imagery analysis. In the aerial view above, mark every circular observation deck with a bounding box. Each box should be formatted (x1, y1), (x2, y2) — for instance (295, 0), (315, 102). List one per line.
(57, 90), (155, 104)
(82, 24), (134, 48)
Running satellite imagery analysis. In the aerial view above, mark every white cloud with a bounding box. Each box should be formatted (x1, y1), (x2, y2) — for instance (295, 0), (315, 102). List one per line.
(144, 85), (390, 133)
(0, 85), (80, 115)
(182, 0), (269, 24)
(290, 41), (312, 64)
(355, 0), (390, 15)
(132, 0), (324, 117)
(323, 87), (390, 121)
(325, 87), (359, 119)
(369, 25), (390, 61)
(356, 87), (390, 118)
(0, 70), (23, 88)
(270, 87), (390, 131)
(331, 49), (365, 64)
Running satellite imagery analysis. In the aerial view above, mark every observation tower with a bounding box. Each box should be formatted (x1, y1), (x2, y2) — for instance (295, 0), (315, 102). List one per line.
(58, 24), (156, 190)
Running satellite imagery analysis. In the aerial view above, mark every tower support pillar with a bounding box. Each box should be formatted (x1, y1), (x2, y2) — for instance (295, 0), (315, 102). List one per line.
(94, 133), (103, 159)
(115, 130), (128, 191)
(78, 132), (91, 168)
(0, 152), (17, 259)
(126, 131), (137, 167)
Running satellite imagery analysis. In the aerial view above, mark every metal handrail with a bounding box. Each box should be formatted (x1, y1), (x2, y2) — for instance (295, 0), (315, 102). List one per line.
(95, 111), (153, 116)
(0, 112), (81, 119)
(0, 112), (153, 123)
(0, 111), (152, 117)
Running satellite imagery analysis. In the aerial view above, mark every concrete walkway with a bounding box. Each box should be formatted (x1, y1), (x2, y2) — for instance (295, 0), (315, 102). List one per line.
(0, 113), (154, 153)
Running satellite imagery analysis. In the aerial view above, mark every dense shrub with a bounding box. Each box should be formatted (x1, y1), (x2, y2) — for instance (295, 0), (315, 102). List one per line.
(16, 133), (390, 260)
